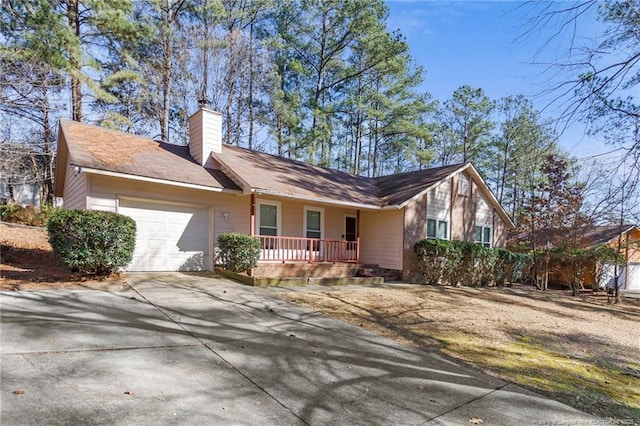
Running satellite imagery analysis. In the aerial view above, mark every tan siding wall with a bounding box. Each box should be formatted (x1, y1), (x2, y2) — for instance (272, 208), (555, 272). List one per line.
(360, 209), (403, 270)
(62, 159), (88, 210)
(476, 191), (493, 226)
(255, 197), (356, 240)
(87, 174), (250, 245)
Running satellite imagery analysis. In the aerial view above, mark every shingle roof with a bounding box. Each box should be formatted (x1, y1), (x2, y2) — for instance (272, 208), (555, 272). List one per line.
(375, 164), (467, 206)
(59, 120), (239, 190)
(509, 224), (639, 248)
(214, 144), (380, 205)
(580, 225), (638, 246)
(57, 120), (508, 221)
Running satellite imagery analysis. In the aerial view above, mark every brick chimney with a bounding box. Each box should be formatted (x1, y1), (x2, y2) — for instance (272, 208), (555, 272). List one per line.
(188, 100), (222, 168)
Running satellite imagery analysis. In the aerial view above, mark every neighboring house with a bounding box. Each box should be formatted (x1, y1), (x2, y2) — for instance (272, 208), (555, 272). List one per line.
(510, 225), (640, 291)
(53, 105), (514, 280)
(0, 181), (41, 206)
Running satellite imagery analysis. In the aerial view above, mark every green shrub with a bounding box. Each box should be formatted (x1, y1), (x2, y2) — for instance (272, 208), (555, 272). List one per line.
(0, 203), (20, 222)
(47, 209), (136, 274)
(414, 239), (458, 285)
(414, 239), (531, 287)
(0, 203), (59, 226)
(218, 233), (261, 272)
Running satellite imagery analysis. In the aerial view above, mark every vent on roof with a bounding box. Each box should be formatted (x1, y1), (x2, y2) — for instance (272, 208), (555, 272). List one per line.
(188, 104), (221, 168)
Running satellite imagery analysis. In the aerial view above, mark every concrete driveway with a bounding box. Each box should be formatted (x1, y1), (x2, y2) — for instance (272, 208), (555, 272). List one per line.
(1, 273), (596, 425)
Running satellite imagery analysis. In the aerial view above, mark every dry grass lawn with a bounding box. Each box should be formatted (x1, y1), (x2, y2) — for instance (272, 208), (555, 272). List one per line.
(282, 284), (640, 422)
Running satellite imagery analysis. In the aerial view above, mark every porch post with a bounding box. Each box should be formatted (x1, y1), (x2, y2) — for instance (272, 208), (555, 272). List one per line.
(250, 193), (255, 236)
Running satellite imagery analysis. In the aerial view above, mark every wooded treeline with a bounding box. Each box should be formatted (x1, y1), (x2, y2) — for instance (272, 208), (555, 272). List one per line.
(0, 0), (637, 231)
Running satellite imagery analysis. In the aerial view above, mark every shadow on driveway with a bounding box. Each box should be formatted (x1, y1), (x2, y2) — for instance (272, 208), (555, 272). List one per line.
(1, 272), (596, 425)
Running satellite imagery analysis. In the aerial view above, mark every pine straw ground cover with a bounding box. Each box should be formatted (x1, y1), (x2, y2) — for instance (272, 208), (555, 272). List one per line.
(281, 284), (640, 422)
(0, 222), (127, 291)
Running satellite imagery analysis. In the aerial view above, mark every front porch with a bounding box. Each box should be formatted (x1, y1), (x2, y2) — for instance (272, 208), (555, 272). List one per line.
(251, 235), (372, 285)
(256, 235), (359, 264)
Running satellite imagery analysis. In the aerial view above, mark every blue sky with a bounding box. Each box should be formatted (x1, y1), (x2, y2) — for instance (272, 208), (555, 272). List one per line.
(385, 1), (610, 159)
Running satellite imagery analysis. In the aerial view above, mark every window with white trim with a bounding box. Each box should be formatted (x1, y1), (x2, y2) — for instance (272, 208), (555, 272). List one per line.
(475, 226), (492, 248)
(303, 206), (323, 239)
(427, 218), (449, 240)
(256, 200), (281, 236)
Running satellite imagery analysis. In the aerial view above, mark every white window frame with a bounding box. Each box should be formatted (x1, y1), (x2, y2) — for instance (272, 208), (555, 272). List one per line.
(256, 199), (281, 236)
(475, 225), (492, 248)
(303, 206), (324, 239)
(427, 218), (449, 240)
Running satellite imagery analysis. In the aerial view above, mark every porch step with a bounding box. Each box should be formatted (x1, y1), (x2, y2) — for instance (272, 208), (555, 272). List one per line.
(252, 263), (358, 278)
(357, 266), (402, 282)
(215, 267), (384, 288)
(251, 276), (384, 288)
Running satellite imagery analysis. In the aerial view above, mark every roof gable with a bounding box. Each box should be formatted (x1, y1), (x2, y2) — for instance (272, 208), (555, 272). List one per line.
(374, 163), (466, 206)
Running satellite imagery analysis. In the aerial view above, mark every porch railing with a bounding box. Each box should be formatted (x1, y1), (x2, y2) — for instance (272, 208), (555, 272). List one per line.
(257, 235), (359, 264)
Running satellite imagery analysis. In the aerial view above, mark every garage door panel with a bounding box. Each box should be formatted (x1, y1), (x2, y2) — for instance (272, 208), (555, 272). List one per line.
(119, 199), (211, 272)
(600, 262), (640, 290)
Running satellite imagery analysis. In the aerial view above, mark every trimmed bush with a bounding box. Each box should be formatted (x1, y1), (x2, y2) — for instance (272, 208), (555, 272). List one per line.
(413, 239), (532, 287)
(414, 239), (459, 285)
(218, 233), (261, 272)
(47, 209), (136, 274)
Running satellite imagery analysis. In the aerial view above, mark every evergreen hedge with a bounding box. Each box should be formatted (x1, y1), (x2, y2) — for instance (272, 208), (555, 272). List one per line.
(47, 209), (136, 274)
(413, 239), (531, 287)
(217, 233), (261, 272)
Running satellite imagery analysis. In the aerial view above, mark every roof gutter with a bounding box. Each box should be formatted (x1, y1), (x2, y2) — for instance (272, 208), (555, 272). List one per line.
(251, 188), (382, 211)
(77, 166), (242, 194)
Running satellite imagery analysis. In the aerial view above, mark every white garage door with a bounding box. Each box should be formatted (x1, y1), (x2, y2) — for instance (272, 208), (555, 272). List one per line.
(118, 199), (211, 271)
(600, 262), (640, 290)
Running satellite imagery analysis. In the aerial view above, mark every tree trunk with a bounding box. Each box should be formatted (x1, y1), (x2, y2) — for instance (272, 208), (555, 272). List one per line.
(160, 3), (173, 142)
(67, 0), (82, 122)
(247, 20), (254, 150)
(42, 88), (54, 203)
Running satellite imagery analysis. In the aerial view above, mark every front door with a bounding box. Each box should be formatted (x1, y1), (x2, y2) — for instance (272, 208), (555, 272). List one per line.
(344, 216), (357, 260)
(345, 216), (357, 241)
